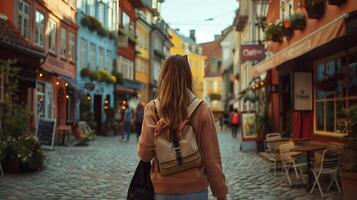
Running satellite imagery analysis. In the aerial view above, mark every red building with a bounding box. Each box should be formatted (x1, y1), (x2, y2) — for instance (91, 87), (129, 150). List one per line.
(116, 0), (144, 104)
(251, 0), (357, 141)
(0, 0), (78, 130)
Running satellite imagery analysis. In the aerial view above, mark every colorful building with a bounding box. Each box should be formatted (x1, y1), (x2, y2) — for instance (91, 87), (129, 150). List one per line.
(200, 39), (224, 114)
(116, 0), (145, 105)
(76, 0), (118, 134)
(249, 0), (357, 140)
(169, 29), (206, 98)
(135, 6), (151, 103)
(0, 0), (78, 129)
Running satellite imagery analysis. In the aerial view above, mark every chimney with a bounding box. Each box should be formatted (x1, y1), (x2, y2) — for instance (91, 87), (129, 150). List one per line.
(189, 29), (196, 42)
(214, 34), (222, 41)
(175, 28), (180, 32)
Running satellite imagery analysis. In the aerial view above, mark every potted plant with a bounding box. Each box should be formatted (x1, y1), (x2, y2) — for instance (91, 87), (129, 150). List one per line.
(290, 12), (307, 30)
(265, 24), (284, 42)
(255, 110), (273, 152)
(304, 0), (326, 19)
(80, 68), (91, 78)
(339, 104), (357, 200)
(328, 0), (347, 6)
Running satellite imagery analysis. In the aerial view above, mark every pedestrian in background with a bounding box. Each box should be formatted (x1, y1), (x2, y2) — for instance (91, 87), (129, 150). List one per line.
(134, 103), (144, 141)
(121, 106), (132, 142)
(137, 55), (228, 200)
(231, 109), (239, 138)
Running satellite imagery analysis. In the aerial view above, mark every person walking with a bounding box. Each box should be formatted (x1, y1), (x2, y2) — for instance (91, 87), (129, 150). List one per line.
(137, 55), (228, 200)
(121, 106), (132, 142)
(231, 110), (239, 138)
(134, 103), (144, 141)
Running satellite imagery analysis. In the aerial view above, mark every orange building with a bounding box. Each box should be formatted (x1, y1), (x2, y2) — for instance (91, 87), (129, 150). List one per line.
(250, 0), (357, 141)
(0, 0), (78, 129)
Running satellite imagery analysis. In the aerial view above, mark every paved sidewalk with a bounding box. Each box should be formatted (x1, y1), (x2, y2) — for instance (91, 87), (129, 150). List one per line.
(0, 131), (343, 200)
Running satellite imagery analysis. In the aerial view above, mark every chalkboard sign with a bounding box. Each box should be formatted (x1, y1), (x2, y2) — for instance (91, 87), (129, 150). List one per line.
(36, 118), (56, 150)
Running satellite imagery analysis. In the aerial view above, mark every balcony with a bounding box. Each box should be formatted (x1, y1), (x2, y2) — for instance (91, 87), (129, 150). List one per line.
(152, 17), (169, 37)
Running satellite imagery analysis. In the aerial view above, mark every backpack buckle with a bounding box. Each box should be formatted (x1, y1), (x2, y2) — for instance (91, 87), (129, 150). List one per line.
(174, 147), (180, 151)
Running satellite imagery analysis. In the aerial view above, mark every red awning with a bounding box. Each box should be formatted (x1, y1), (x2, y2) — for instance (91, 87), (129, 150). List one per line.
(250, 13), (348, 77)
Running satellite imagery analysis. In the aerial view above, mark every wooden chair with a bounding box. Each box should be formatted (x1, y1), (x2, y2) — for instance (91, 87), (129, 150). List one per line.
(264, 133), (282, 176)
(279, 142), (306, 186)
(310, 149), (342, 197)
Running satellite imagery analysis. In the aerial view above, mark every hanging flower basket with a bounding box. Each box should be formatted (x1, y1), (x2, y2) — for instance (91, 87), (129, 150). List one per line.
(282, 27), (294, 39)
(265, 24), (284, 43)
(290, 12), (307, 30)
(305, 0), (326, 19)
(328, 0), (347, 6)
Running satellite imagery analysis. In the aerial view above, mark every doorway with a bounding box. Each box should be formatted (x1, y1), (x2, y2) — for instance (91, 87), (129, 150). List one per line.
(94, 95), (102, 135)
(280, 75), (292, 137)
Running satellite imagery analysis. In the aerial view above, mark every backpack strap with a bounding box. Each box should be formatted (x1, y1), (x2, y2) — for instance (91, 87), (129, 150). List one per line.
(187, 99), (204, 119)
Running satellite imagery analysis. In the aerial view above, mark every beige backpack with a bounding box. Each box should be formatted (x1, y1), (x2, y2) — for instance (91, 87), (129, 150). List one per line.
(153, 99), (203, 176)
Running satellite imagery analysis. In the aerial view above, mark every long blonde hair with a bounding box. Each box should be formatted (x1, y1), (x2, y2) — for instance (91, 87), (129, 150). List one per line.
(157, 55), (194, 129)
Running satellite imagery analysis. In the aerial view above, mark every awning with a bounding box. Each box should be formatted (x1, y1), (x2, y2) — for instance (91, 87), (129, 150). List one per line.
(116, 85), (135, 93)
(58, 75), (86, 95)
(123, 80), (144, 90)
(250, 13), (348, 77)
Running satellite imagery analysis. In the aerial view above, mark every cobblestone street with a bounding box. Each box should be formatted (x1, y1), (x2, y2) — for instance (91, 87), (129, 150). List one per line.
(0, 132), (342, 200)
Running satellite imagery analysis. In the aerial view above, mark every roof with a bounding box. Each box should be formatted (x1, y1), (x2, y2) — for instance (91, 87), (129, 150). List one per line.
(0, 15), (46, 58)
(199, 40), (222, 61)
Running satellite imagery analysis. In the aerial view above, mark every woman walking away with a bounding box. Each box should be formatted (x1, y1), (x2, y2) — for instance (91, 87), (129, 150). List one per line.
(121, 106), (132, 142)
(137, 55), (228, 200)
(135, 103), (144, 141)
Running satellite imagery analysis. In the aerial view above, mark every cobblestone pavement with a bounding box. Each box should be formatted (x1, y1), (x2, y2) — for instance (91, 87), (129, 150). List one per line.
(0, 131), (343, 200)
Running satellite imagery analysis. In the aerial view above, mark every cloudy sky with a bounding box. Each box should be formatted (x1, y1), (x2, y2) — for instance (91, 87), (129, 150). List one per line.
(161, 0), (238, 43)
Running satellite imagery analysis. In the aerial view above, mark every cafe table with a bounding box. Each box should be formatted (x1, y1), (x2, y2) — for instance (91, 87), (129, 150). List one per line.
(57, 125), (72, 146)
(292, 143), (327, 191)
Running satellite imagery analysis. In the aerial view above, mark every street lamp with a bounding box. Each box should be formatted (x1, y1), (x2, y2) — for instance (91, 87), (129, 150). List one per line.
(254, 0), (269, 43)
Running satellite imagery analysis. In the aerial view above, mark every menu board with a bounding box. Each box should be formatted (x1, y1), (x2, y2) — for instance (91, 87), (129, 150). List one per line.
(36, 118), (56, 150)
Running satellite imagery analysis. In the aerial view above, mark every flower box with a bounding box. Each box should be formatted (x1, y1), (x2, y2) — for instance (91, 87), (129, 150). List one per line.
(328, 0), (347, 5)
(290, 12), (307, 30)
(265, 24), (284, 42)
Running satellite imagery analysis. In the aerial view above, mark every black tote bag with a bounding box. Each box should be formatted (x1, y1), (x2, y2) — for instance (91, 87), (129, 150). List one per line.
(127, 161), (154, 200)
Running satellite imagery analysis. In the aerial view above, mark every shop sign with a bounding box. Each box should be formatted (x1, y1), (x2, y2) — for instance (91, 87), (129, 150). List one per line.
(241, 112), (259, 141)
(240, 44), (265, 62)
(293, 72), (313, 111)
(84, 82), (95, 91)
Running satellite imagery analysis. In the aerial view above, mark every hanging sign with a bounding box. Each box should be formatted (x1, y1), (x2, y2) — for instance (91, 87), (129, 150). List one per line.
(240, 44), (266, 62)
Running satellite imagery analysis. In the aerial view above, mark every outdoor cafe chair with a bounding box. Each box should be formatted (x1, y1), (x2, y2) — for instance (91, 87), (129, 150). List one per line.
(310, 149), (342, 197)
(279, 142), (306, 186)
(264, 133), (282, 176)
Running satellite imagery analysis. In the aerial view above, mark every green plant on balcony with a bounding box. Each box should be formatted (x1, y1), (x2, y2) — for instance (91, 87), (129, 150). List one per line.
(98, 69), (116, 84)
(154, 49), (166, 59)
(290, 12), (307, 30)
(81, 15), (114, 40)
(328, 0), (347, 6)
(265, 23), (284, 42)
(303, 0), (326, 19)
(119, 28), (137, 44)
(80, 67), (91, 78)
(112, 71), (124, 84)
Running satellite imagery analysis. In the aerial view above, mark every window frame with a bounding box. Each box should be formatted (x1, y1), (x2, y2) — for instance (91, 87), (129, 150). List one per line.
(68, 32), (75, 62)
(313, 52), (357, 137)
(35, 10), (45, 48)
(18, 0), (30, 39)
(80, 38), (87, 69)
(98, 47), (104, 68)
(60, 27), (67, 59)
(35, 81), (54, 124)
(47, 19), (57, 54)
(122, 12), (130, 32)
(90, 43), (96, 69)
(106, 49), (112, 71)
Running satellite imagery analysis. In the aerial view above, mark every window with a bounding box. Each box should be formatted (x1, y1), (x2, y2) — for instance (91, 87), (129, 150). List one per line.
(98, 2), (105, 26)
(98, 47), (104, 68)
(106, 50), (112, 70)
(87, 0), (95, 16)
(118, 56), (134, 80)
(314, 55), (357, 137)
(280, 0), (294, 21)
(80, 39), (87, 69)
(113, 0), (119, 29)
(60, 27), (67, 58)
(122, 12), (130, 32)
(68, 32), (75, 62)
(47, 19), (57, 54)
(18, 0), (30, 39)
(0, 72), (3, 102)
(36, 82), (53, 123)
(35, 11), (44, 47)
(90, 43), (96, 68)
(135, 58), (141, 72)
(108, 2), (113, 31)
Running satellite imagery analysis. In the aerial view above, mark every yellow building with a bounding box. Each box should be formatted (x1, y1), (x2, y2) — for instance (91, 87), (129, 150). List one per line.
(135, 11), (151, 103)
(203, 76), (225, 112)
(169, 29), (206, 98)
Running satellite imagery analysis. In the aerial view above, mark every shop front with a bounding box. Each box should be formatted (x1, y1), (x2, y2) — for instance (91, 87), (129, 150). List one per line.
(250, 7), (357, 141)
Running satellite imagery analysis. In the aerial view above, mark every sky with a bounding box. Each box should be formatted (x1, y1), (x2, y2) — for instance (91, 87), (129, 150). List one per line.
(161, 0), (238, 44)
